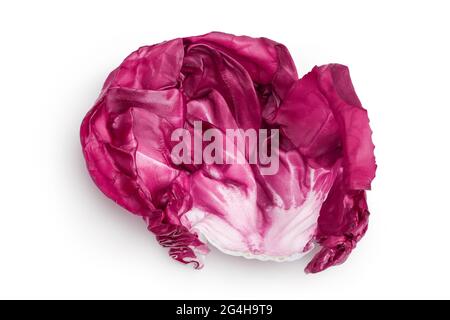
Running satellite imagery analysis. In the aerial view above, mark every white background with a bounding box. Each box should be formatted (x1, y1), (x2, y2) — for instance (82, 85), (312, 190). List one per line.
(1, 0), (449, 299)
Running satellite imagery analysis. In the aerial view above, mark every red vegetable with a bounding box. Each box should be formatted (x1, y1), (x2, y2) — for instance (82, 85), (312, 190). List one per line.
(80, 32), (376, 273)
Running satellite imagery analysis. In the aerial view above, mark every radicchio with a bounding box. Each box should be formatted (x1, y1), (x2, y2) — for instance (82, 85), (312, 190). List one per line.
(80, 32), (376, 273)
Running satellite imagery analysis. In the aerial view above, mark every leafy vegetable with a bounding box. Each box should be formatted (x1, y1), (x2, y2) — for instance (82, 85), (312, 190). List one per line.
(80, 32), (376, 273)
